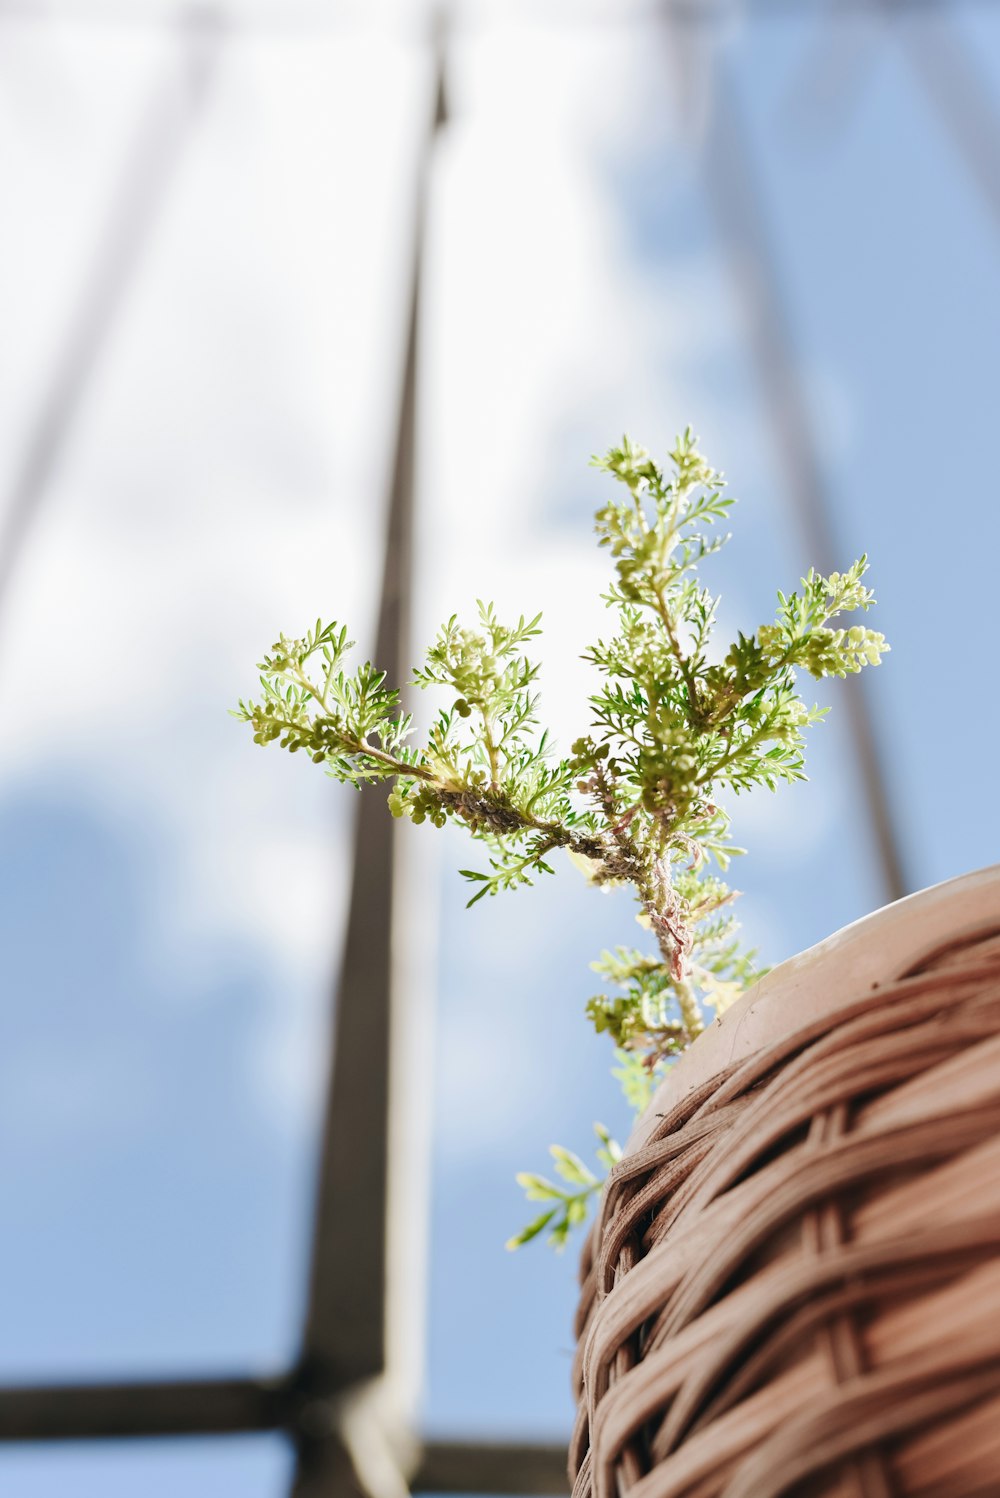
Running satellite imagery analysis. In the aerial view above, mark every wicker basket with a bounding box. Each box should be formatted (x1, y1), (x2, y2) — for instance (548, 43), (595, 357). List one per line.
(571, 866), (1000, 1498)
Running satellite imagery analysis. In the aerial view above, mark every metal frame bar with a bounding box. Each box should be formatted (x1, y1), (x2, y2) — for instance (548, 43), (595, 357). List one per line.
(0, 1375), (569, 1494)
(686, 39), (911, 905)
(0, 1377), (294, 1443)
(889, 0), (1000, 229)
(286, 32), (448, 1498)
(0, 8), (224, 627)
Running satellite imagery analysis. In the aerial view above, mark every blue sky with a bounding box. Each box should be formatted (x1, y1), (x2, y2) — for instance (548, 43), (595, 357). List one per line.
(1, 4), (998, 1493)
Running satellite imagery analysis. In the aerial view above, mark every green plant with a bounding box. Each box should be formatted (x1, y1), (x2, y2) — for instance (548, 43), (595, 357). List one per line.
(234, 431), (887, 1249)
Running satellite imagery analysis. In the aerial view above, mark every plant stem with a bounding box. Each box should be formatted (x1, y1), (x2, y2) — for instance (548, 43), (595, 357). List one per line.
(480, 705), (500, 790)
(674, 978), (705, 1043)
(293, 662), (330, 711)
(698, 713), (780, 784)
(652, 583), (700, 714)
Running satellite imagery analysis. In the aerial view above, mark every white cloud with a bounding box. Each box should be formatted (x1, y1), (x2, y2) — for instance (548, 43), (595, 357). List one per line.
(0, 29), (426, 1133)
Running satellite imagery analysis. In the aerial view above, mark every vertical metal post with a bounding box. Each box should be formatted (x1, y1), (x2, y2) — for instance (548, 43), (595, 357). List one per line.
(291, 33), (448, 1498)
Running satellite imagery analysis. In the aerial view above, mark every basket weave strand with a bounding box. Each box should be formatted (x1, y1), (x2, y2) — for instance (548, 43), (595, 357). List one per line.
(571, 925), (1000, 1498)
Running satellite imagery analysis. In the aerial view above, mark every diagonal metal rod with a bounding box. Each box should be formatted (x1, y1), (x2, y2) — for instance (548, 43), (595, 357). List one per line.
(887, 0), (1000, 231)
(290, 36), (448, 1498)
(0, 9), (224, 633)
(687, 44), (910, 905)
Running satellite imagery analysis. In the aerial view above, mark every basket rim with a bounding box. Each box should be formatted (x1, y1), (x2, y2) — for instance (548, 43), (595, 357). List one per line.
(627, 862), (1000, 1156)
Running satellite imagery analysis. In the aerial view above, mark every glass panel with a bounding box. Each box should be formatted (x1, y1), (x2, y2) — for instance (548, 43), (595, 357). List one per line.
(0, 16), (424, 1376)
(728, 2), (1000, 890)
(4, 0), (995, 1451)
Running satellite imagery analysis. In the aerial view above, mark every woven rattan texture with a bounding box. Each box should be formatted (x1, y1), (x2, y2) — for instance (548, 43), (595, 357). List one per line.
(571, 926), (1000, 1498)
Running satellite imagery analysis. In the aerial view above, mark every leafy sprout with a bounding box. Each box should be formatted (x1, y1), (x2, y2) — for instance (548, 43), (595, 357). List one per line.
(234, 429), (887, 1249)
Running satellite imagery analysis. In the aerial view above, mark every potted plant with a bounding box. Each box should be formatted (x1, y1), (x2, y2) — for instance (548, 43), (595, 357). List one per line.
(235, 433), (1000, 1496)
(570, 862), (1000, 1498)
